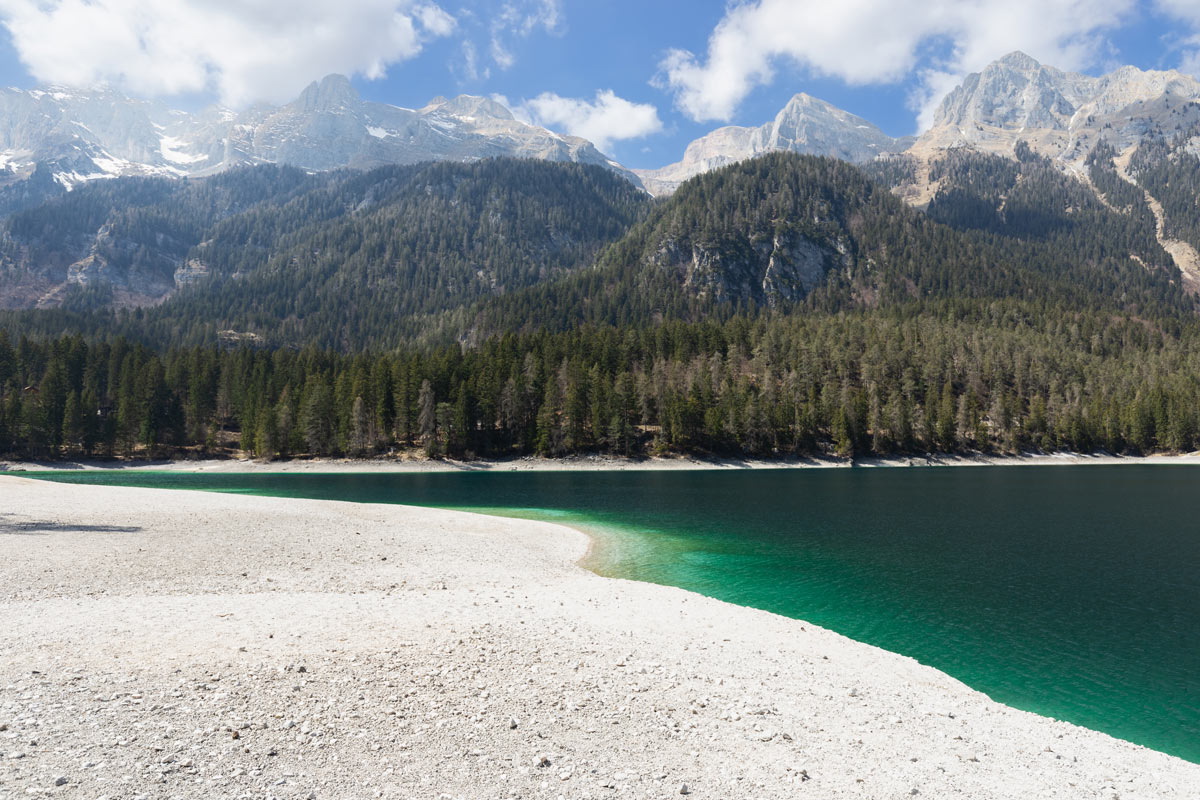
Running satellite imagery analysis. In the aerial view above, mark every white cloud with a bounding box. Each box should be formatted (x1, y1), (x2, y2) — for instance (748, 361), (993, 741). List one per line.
(659, 0), (1135, 128)
(491, 39), (516, 70)
(1156, 0), (1200, 77)
(415, 3), (456, 37)
(497, 0), (562, 37)
(520, 90), (663, 153)
(0, 0), (456, 107)
(460, 40), (490, 82)
(1157, 0), (1200, 25)
(486, 0), (562, 72)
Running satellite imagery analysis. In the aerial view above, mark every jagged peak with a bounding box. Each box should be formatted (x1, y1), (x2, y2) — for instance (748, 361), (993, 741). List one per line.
(992, 51), (1042, 71)
(296, 74), (358, 112)
(778, 93), (831, 113)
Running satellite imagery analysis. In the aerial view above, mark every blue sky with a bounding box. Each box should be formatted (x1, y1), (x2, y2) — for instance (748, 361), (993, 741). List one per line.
(0, 0), (1197, 169)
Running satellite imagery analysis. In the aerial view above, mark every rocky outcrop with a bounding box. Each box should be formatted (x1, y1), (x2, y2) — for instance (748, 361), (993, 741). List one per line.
(173, 259), (210, 288)
(61, 222), (178, 300)
(652, 230), (837, 306)
(636, 94), (904, 196)
(762, 233), (830, 303)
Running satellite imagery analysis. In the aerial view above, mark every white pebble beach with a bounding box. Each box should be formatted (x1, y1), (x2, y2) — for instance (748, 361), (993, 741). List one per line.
(1, 475), (1197, 799)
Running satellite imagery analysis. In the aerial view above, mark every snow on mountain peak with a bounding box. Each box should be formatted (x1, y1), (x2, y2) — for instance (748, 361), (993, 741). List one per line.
(0, 77), (640, 189)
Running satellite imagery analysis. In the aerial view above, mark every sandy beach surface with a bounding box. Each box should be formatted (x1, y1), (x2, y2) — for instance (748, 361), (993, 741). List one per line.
(1, 476), (1197, 799)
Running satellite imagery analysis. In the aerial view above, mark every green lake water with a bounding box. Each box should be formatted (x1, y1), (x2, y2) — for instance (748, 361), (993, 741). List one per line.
(13, 465), (1200, 763)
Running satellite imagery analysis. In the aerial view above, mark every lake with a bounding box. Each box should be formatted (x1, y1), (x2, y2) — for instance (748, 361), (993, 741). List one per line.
(19, 465), (1200, 763)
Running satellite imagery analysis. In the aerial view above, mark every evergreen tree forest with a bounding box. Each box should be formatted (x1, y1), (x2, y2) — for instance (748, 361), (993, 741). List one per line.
(5, 307), (1200, 462)
(4, 150), (1200, 462)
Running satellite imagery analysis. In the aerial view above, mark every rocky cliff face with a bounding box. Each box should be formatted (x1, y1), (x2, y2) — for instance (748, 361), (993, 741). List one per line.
(909, 52), (1200, 173)
(0, 75), (641, 190)
(651, 229), (840, 307)
(636, 93), (904, 196)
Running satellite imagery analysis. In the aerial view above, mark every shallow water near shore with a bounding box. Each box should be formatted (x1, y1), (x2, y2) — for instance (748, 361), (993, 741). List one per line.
(18, 465), (1200, 763)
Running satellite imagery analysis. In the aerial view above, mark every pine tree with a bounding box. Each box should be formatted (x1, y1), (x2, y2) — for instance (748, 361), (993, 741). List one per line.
(61, 390), (84, 455)
(300, 378), (335, 455)
(349, 396), (371, 457)
(418, 379), (437, 456)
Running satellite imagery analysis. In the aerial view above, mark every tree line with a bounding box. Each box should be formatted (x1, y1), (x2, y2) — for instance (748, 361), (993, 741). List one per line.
(5, 304), (1200, 462)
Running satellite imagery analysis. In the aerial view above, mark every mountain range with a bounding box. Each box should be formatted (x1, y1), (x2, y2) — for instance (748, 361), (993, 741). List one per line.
(0, 74), (636, 191)
(1, 50), (1200, 321)
(2, 51), (1197, 201)
(632, 93), (908, 195)
(915, 51), (1200, 169)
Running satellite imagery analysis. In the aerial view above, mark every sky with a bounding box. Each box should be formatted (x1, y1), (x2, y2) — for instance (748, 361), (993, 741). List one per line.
(0, 0), (1197, 170)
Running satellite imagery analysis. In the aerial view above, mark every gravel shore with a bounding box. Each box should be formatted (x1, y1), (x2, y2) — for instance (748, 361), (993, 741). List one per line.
(1, 476), (1196, 799)
(8, 450), (1200, 474)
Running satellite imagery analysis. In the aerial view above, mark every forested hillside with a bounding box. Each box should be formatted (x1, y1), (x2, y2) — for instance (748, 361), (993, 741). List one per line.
(1129, 124), (1200, 251)
(459, 151), (1191, 338)
(0, 159), (650, 347)
(4, 152), (1200, 462)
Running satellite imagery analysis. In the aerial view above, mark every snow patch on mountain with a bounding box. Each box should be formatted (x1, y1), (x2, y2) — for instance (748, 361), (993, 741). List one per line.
(0, 75), (643, 190)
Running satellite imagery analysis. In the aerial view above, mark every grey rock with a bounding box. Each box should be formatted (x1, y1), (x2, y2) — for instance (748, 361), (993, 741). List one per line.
(914, 51), (1200, 168)
(637, 93), (905, 195)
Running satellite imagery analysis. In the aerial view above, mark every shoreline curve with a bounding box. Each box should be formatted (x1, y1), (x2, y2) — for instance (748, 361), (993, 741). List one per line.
(1, 475), (1197, 798)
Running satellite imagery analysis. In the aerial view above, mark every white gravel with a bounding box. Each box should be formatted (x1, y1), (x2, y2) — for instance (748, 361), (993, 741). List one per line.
(0, 475), (1197, 799)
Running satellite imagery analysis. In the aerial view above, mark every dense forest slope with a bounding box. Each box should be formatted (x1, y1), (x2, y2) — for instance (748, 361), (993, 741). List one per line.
(0, 159), (650, 347)
(4, 152), (1200, 462)
(461, 151), (1191, 338)
(0, 165), (324, 307)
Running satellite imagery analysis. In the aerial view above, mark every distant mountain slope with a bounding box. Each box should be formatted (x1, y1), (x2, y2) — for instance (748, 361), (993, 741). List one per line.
(463, 152), (1191, 337)
(905, 52), (1200, 182)
(0, 159), (650, 348)
(0, 76), (642, 192)
(635, 93), (905, 195)
(1128, 123), (1200, 257)
(0, 166), (325, 308)
(3, 151), (1197, 360)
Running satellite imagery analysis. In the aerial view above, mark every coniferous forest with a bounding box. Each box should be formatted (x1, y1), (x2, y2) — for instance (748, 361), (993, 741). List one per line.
(4, 144), (1200, 462)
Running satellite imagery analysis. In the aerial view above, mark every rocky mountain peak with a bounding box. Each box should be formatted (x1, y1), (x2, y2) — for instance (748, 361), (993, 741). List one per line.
(901, 52), (1200, 206)
(931, 53), (1090, 131)
(993, 50), (1042, 72)
(928, 52), (1200, 138)
(636, 91), (902, 196)
(296, 74), (359, 112)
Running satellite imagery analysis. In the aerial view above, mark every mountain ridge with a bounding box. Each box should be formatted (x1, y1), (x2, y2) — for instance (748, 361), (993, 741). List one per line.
(910, 51), (1200, 172)
(635, 92), (906, 196)
(0, 75), (642, 191)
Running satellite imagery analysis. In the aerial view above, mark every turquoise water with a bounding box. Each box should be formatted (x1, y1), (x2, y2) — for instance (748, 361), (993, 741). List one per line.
(15, 466), (1200, 763)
